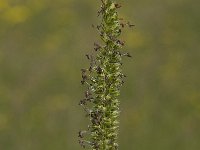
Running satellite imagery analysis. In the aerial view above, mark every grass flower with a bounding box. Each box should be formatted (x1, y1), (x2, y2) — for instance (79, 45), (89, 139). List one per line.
(79, 0), (133, 149)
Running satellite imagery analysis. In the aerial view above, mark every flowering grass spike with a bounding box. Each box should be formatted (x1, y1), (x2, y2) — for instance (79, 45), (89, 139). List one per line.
(79, 0), (133, 149)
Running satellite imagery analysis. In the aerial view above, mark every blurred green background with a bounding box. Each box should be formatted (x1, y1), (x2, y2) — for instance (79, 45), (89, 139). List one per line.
(0, 0), (200, 149)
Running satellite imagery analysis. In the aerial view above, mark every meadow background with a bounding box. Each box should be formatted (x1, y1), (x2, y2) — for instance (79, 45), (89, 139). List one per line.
(0, 0), (200, 149)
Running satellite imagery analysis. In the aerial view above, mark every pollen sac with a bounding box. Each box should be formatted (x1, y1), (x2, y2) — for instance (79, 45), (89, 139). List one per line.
(79, 99), (87, 106)
(86, 54), (90, 60)
(127, 21), (135, 27)
(96, 66), (103, 74)
(116, 40), (125, 46)
(81, 80), (85, 85)
(123, 52), (132, 58)
(78, 140), (86, 148)
(115, 3), (122, 9)
(94, 42), (101, 51)
(120, 23), (125, 28)
(97, 25), (101, 30)
(78, 130), (87, 138)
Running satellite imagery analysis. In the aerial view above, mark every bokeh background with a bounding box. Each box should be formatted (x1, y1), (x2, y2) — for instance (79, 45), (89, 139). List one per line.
(0, 0), (200, 149)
